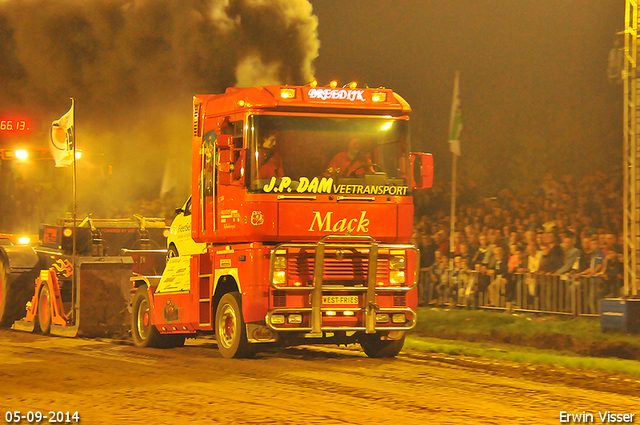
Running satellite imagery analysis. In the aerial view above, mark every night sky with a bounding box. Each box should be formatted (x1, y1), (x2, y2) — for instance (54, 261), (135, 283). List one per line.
(310, 1), (624, 191)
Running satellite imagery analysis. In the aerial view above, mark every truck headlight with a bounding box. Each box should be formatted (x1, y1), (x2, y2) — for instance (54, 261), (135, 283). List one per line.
(390, 270), (405, 285)
(273, 270), (286, 285)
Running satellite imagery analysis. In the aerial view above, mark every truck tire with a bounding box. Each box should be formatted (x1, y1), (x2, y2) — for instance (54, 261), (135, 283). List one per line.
(131, 286), (165, 348)
(166, 245), (179, 262)
(215, 292), (255, 359)
(131, 286), (185, 348)
(0, 259), (34, 327)
(36, 285), (52, 335)
(359, 332), (406, 358)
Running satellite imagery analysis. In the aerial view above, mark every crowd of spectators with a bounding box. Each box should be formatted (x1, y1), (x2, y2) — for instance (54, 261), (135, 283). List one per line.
(412, 170), (625, 310)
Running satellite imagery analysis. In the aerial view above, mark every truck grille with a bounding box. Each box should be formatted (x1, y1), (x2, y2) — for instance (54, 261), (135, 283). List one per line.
(286, 249), (389, 285)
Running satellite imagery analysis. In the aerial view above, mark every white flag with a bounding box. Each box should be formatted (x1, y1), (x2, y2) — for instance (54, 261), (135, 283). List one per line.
(448, 71), (462, 156)
(50, 99), (74, 167)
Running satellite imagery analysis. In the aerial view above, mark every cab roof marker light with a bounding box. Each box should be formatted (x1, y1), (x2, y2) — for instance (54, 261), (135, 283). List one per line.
(329, 81), (338, 88)
(372, 92), (387, 102)
(280, 88), (296, 99)
(309, 80), (318, 88)
(348, 82), (357, 89)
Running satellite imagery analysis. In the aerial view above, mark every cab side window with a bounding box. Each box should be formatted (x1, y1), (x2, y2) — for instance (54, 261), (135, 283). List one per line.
(221, 120), (244, 183)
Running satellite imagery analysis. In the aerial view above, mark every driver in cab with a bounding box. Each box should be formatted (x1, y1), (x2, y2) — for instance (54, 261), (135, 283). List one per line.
(258, 131), (284, 179)
(325, 138), (373, 178)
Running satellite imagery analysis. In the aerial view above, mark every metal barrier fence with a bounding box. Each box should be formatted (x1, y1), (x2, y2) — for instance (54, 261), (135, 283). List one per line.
(418, 269), (615, 316)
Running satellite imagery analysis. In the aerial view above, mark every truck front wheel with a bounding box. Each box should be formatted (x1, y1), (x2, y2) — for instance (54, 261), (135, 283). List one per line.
(359, 331), (406, 358)
(215, 292), (255, 359)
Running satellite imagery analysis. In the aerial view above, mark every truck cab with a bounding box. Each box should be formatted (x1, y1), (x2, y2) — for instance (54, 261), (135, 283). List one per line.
(132, 84), (433, 358)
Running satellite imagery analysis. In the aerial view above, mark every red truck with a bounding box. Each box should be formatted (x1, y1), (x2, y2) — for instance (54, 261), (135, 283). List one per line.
(130, 82), (433, 358)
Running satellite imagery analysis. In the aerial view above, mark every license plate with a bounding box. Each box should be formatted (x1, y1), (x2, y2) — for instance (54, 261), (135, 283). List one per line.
(322, 295), (359, 305)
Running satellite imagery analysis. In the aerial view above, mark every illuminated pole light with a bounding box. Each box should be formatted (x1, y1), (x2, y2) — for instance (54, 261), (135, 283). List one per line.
(15, 149), (28, 159)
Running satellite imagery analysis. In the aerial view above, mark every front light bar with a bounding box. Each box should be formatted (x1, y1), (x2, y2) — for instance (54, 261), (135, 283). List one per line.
(268, 235), (419, 334)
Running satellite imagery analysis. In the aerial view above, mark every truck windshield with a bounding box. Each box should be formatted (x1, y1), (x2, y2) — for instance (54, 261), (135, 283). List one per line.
(248, 115), (410, 195)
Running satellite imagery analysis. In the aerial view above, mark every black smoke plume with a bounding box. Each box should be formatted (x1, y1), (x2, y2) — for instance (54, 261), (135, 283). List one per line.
(0, 0), (319, 225)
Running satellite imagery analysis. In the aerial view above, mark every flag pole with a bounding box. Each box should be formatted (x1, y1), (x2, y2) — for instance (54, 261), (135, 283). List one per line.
(449, 152), (457, 264)
(71, 97), (77, 321)
(72, 97), (76, 259)
(448, 71), (461, 267)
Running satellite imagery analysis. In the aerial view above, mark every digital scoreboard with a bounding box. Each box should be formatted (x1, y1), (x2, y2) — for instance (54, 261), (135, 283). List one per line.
(0, 119), (30, 132)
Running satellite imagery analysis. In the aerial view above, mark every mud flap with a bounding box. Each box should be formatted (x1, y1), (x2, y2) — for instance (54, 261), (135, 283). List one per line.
(72, 257), (135, 337)
(14, 256), (134, 337)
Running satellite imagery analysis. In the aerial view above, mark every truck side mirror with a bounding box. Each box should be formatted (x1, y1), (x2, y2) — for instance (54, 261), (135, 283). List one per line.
(410, 152), (433, 189)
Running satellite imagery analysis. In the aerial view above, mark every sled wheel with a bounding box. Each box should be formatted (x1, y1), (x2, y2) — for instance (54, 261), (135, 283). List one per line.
(37, 285), (52, 335)
(131, 286), (164, 348)
(0, 260), (35, 327)
(215, 292), (255, 359)
(359, 331), (406, 358)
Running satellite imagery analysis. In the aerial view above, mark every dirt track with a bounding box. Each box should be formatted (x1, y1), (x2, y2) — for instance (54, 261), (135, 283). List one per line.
(1, 329), (639, 424)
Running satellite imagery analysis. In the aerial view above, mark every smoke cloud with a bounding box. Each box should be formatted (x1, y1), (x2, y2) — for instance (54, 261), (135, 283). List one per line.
(0, 0), (319, 222)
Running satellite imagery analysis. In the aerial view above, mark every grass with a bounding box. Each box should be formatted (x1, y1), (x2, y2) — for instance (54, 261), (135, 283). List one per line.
(414, 307), (640, 345)
(407, 307), (640, 376)
(404, 336), (640, 378)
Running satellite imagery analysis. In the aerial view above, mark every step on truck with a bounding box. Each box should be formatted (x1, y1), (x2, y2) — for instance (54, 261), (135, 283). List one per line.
(131, 82), (433, 358)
